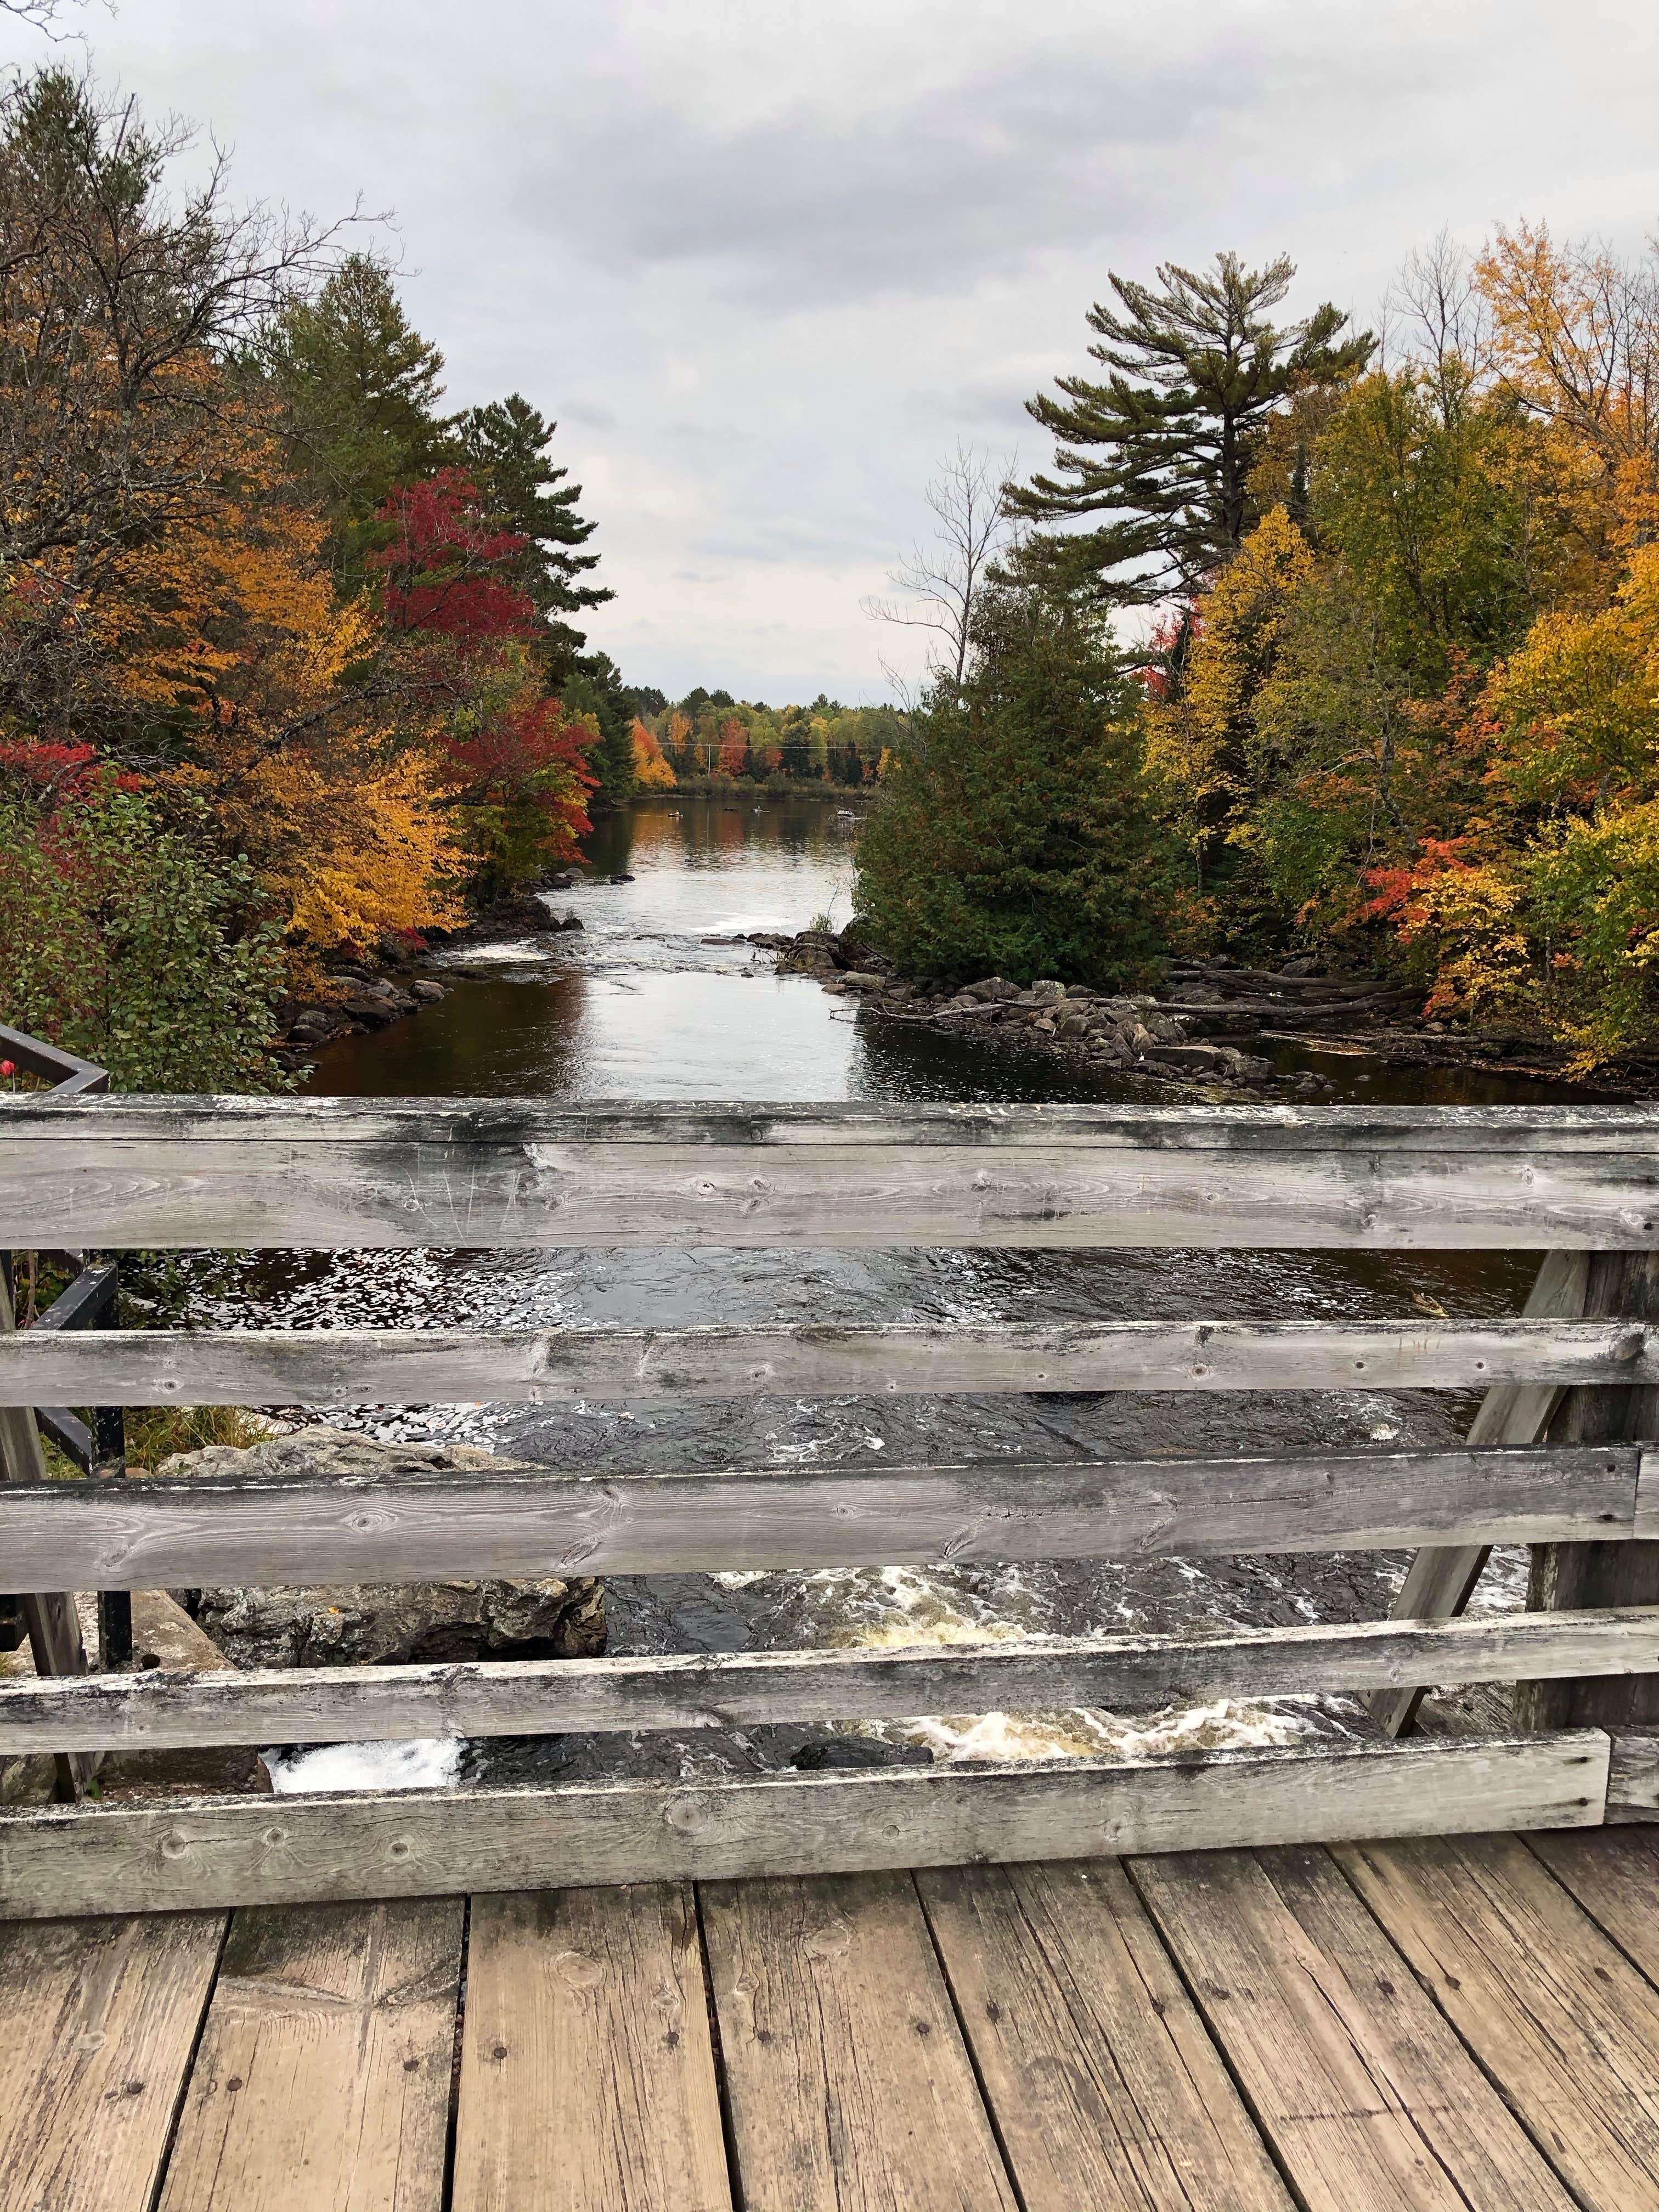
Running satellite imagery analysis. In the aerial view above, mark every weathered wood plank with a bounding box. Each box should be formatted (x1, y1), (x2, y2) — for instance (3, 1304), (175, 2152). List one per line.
(1516, 1251), (1659, 1732)
(1336, 1830), (1659, 2209)
(1, 1268), (91, 1802)
(1525, 1825), (1659, 1976)
(1131, 1844), (1576, 2211)
(0, 1910), (227, 2211)
(452, 1886), (731, 2211)
(917, 1858), (1291, 2209)
(8, 1097), (1659, 1249)
(700, 1870), (1018, 2211)
(16, 1097), (1659, 1146)
(1370, 1248), (1590, 1736)
(13, 1314), (1659, 1403)
(157, 1898), (462, 2212)
(2, 1609), (1655, 1753)
(0, 1444), (1634, 1592)
(1605, 1727), (1659, 1819)
(0, 1733), (1609, 1917)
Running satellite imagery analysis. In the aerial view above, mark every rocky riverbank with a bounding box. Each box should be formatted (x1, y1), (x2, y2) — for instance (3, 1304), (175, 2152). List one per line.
(269, 883), (594, 1065)
(756, 926), (1626, 1098)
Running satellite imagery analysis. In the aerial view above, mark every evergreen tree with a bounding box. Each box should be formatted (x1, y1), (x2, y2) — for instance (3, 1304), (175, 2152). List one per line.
(1008, 252), (1373, 603)
(854, 578), (1167, 985)
(454, 393), (611, 677)
(262, 256), (448, 582)
(561, 650), (636, 808)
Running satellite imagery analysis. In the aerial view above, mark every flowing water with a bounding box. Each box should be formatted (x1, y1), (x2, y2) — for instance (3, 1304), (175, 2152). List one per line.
(246, 793), (1583, 1790)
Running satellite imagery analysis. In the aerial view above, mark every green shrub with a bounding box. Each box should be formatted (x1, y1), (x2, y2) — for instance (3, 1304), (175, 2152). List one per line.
(854, 581), (1169, 986)
(0, 774), (291, 1092)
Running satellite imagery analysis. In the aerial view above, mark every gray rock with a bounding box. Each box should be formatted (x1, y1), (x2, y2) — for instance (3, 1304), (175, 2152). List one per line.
(158, 1430), (606, 1671)
(1030, 979), (1067, 1003)
(1147, 1041), (1229, 1071)
(409, 980), (446, 1002)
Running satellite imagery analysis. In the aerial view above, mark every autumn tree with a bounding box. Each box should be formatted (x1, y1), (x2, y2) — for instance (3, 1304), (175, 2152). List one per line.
(368, 470), (595, 894)
(1008, 252), (1373, 603)
(1476, 224), (1659, 572)
(0, 69), (344, 744)
(631, 718), (676, 789)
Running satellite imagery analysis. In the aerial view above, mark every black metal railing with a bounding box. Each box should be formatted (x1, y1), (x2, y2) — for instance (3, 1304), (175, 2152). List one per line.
(0, 1023), (131, 1666)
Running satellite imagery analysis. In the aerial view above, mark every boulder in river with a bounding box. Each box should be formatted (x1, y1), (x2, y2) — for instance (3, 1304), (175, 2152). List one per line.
(157, 1430), (606, 1671)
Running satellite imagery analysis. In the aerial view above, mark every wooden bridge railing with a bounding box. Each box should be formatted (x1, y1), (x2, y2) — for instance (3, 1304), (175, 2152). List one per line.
(0, 1094), (1656, 1918)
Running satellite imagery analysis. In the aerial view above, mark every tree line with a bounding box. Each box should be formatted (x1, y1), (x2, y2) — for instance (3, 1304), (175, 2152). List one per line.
(855, 234), (1659, 1070)
(628, 691), (904, 792)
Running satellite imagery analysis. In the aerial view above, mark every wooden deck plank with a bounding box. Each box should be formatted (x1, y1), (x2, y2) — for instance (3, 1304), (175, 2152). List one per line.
(1526, 1824), (1659, 1982)
(917, 1859), (1290, 2210)
(699, 1869), (1017, 2211)
(155, 1898), (462, 2212)
(1131, 1844), (1575, 2211)
(0, 1910), (225, 2212)
(1336, 1831), (1659, 2210)
(450, 1884), (730, 2212)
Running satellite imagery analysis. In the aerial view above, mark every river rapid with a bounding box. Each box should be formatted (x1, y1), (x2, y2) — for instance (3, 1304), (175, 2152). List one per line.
(245, 794), (1573, 1790)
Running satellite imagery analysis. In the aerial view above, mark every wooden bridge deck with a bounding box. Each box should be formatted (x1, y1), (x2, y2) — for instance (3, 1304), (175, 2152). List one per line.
(3, 1822), (1658, 2211)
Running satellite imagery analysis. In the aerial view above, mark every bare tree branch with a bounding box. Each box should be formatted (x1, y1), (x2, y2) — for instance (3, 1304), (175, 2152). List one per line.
(1383, 230), (1491, 424)
(863, 441), (1015, 690)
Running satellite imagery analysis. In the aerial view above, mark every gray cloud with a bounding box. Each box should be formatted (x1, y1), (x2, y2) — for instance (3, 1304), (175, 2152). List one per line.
(7, 0), (1658, 699)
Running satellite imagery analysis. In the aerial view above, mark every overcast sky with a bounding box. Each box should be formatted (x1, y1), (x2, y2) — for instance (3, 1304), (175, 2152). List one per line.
(7, 1), (1659, 702)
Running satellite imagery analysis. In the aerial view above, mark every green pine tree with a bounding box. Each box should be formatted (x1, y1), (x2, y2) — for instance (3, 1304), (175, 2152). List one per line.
(854, 577), (1169, 985)
(454, 393), (612, 678)
(1008, 252), (1373, 604)
(261, 256), (449, 583)
(561, 651), (636, 809)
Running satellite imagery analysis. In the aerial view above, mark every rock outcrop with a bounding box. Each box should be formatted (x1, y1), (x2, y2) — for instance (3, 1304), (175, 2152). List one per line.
(158, 1430), (606, 1671)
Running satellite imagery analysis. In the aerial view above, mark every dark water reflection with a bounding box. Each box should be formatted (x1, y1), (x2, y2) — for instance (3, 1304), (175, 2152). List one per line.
(270, 795), (1575, 1786)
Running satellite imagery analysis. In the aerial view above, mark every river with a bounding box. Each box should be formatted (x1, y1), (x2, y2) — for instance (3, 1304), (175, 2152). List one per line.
(254, 793), (1562, 1790)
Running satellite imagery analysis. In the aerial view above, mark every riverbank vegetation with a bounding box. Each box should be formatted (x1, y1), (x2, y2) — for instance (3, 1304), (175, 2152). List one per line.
(0, 67), (653, 1085)
(855, 239), (1659, 1069)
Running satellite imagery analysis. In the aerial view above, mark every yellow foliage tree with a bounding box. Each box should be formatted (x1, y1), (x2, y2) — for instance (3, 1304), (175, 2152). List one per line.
(1142, 505), (1315, 892)
(1477, 224), (1659, 587)
(630, 716), (676, 790)
(89, 408), (466, 957)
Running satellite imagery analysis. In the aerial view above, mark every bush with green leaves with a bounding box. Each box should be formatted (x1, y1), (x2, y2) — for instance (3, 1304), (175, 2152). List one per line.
(0, 773), (291, 1092)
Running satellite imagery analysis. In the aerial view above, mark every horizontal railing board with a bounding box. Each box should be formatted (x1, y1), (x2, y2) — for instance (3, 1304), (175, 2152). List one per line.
(7, 1098), (1659, 1249)
(8, 1318), (1659, 1405)
(0, 1445), (1636, 1589)
(13, 1098), (1659, 1147)
(0, 1732), (1611, 1916)
(2, 1610), (1655, 1752)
